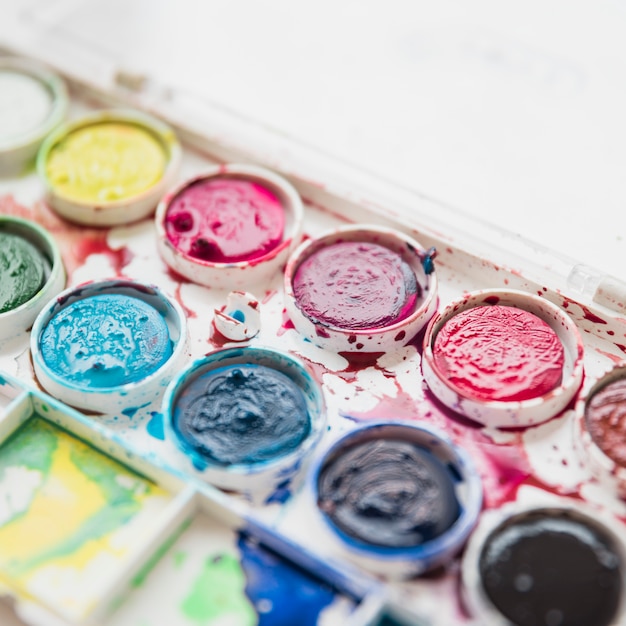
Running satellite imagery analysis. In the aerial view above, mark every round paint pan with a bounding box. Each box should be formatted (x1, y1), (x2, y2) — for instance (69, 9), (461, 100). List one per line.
(284, 224), (438, 352)
(421, 289), (584, 428)
(155, 164), (304, 290)
(574, 364), (626, 499)
(162, 346), (325, 501)
(462, 501), (626, 626)
(31, 279), (188, 414)
(0, 216), (65, 342)
(311, 422), (482, 579)
(37, 109), (181, 226)
(0, 57), (68, 177)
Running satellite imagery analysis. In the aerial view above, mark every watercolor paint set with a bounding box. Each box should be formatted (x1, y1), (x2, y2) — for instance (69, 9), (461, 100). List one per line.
(0, 374), (390, 626)
(2, 27), (626, 626)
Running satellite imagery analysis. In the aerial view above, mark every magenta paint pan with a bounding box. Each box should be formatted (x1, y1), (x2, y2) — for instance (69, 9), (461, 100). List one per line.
(30, 279), (188, 414)
(311, 421), (482, 580)
(155, 164), (304, 290)
(574, 364), (626, 499)
(462, 500), (626, 626)
(422, 289), (584, 428)
(284, 224), (438, 352)
(0, 216), (65, 342)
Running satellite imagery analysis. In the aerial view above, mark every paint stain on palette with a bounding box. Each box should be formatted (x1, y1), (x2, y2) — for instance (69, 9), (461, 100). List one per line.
(109, 514), (353, 626)
(0, 194), (133, 277)
(0, 417), (171, 622)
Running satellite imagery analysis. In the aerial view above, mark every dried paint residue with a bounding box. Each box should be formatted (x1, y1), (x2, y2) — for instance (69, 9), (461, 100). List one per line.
(238, 534), (336, 626)
(180, 553), (256, 625)
(0, 417), (170, 621)
(0, 194), (133, 277)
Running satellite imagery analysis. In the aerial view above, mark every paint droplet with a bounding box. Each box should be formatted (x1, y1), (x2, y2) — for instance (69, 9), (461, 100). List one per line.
(230, 309), (245, 322)
(146, 412), (165, 441)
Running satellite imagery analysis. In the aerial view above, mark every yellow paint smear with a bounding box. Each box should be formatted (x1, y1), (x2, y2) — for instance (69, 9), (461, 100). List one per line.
(45, 121), (166, 204)
(0, 432), (107, 566)
(0, 418), (169, 618)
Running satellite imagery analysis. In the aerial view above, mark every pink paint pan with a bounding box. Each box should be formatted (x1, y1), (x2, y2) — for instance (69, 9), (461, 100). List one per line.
(422, 289), (584, 428)
(155, 164), (304, 290)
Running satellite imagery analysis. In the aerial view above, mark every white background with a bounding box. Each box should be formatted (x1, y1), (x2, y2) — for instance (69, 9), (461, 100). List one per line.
(1, 0), (626, 278)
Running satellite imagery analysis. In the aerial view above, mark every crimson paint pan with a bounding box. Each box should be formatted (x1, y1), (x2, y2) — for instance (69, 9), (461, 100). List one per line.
(422, 289), (584, 428)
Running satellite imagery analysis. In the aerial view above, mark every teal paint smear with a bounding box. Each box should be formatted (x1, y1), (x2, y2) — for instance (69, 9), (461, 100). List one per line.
(122, 402), (151, 419)
(230, 309), (245, 322)
(146, 412), (165, 441)
(180, 554), (257, 626)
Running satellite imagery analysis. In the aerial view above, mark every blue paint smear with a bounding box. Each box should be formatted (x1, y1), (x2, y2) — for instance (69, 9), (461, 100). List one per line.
(264, 479), (291, 505)
(237, 534), (336, 626)
(421, 246), (437, 275)
(146, 412), (165, 440)
(230, 309), (245, 322)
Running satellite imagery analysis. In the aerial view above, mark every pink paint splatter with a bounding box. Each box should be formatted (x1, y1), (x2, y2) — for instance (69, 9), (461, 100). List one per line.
(0, 195), (133, 278)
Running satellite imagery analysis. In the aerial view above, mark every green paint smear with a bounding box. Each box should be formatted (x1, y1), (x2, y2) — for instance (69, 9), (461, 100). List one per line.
(0, 417), (58, 478)
(12, 500), (141, 576)
(70, 442), (141, 502)
(131, 519), (191, 589)
(181, 554), (257, 626)
(0, 418), (58, 528)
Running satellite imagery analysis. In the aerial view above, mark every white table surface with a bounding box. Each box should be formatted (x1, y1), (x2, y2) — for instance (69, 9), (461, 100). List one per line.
(2, 0), (626, 281)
